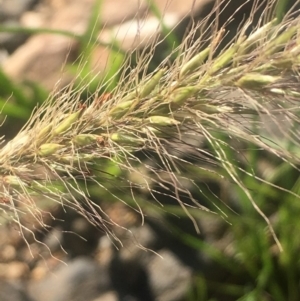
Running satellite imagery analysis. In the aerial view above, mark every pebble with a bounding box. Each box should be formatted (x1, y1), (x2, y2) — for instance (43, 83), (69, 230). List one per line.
(28, 257), (112, 301)
(0, 0), (40, 53)
(0, 280), (33, 301)
(0, 0), (39, 21)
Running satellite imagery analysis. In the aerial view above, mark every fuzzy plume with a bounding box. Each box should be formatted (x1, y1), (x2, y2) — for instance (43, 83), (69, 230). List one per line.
(1, 0), (300, 251)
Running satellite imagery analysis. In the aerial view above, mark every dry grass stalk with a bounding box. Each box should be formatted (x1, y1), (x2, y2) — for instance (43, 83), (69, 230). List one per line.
(1, 0), (300, 251)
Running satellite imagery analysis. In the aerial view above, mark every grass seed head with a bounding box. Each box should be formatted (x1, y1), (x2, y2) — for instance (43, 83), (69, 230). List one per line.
(1, 0), (300, 252)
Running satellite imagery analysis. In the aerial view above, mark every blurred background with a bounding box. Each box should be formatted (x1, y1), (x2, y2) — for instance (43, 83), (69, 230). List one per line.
(1, 0), (300, 300)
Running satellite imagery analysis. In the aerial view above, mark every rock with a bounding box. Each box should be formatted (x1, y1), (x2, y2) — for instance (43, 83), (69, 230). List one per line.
(0, 0), (39, 21)
(148, 249), (192, 301)
(0, 280), (33, 301)
(2, 0), (95, 90)
(91, 291), (118, 301)
(0, 261), (29, 279)
(107, 224), (192, 301)
(0, 20), (29, 53)
(28, 257), (112, 301)
(0, 0), (40, 52)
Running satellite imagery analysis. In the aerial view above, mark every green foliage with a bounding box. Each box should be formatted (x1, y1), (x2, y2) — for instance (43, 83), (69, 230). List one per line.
(0, 67), (48, 125)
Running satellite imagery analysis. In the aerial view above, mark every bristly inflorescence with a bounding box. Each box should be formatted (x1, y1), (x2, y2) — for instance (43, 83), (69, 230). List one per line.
(1, 0), (300, 250)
